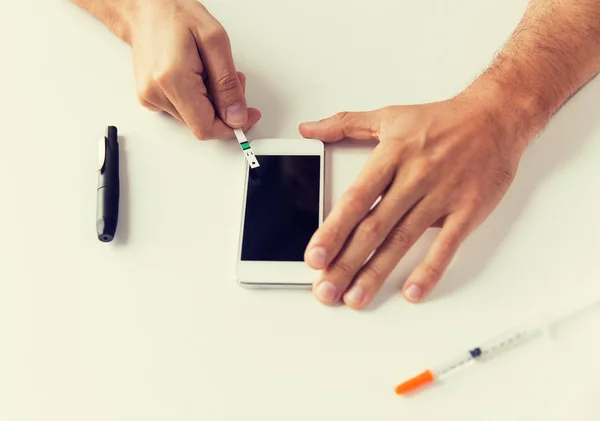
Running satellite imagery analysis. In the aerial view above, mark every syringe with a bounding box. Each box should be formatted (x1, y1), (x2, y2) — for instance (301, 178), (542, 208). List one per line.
(395, 298), (600, 395)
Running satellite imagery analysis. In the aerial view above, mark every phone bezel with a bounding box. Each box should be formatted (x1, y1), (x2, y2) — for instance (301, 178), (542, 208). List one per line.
(235, 138), (325, 288)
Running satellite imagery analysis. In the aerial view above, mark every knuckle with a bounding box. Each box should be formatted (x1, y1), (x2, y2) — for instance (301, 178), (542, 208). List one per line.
(343, 187), (369, 215)
(465, 191), (486, 213)
(318, 225), (342, 247)
(191, 1), (208, 13)
(191, 126), (211, 140)
(137, 95), (153, 109)
(136, 82), (156, 103)
(421, 263), (443, 282)
(213, 69), (241, 95)
(453, 218), (471, 237)
(378, 107), (397, 125)
(332, 111), (349, 122)
(438, 235), (460, 256)
(153, 67), (176, 90)
(407, 160), (432, 187)
(200, 24), (229, 47)
(359, 218), (383, 242)
(427, 147), (448, 168)
(332, 259), (355, 278)
(388, 225), (411, 249)
(360, 264), (383, 285)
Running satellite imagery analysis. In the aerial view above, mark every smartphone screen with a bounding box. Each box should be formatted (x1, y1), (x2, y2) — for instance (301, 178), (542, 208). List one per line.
(241, 155), (321, 262)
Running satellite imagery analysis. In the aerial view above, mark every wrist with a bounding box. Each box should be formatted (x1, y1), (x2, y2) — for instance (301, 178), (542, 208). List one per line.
(102, 0), (148, 44)
(459, 68), (555, 157)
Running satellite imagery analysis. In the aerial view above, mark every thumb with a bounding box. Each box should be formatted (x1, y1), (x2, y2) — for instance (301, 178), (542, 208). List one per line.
(299, 111), (381, 143)
(210, 66), (247, 128)
(199, 25), (248, 128)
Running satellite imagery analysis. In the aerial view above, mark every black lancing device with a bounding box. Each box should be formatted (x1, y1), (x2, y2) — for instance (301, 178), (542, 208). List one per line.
(96, 126), (120, 242)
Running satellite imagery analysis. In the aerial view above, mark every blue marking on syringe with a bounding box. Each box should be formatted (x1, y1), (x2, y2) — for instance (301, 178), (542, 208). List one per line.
(469, 347), (482, 358)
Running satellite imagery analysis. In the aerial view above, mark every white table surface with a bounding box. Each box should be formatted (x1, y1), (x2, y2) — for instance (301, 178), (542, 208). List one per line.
(2, 1), (600, 420)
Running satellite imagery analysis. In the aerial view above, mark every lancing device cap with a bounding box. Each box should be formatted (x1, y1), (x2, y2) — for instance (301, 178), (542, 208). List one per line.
(96, 126), (120, 242)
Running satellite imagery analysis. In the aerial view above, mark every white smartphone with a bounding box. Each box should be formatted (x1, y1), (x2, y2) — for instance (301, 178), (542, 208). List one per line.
(235, 138), (325, 288)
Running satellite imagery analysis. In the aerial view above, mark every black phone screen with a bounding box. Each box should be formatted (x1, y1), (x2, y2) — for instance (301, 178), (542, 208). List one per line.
(241, 155), (321, 262)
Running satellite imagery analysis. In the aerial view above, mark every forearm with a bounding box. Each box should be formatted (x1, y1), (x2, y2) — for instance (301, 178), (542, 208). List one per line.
(70, 0), (141, 44)
(467, 0), (600, 152)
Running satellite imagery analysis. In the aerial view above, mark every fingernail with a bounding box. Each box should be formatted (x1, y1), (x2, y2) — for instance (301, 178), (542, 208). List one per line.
(306, 247), (327, 268)
(345, 285), (365, 305)
(316, 281), (337, 303)
(226, 103), (247, 126)
(404, 284), (423, 302)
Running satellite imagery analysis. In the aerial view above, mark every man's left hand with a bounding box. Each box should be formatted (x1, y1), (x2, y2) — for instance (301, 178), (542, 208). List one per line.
(299, 95), (525, 308)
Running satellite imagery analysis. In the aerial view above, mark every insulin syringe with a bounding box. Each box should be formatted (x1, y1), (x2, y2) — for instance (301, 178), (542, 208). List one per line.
(395, 298), (600, 395)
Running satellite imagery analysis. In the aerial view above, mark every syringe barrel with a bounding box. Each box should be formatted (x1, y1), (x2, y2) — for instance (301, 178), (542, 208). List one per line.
(432, 351), (474, 377)
(478, 324), (543, 357)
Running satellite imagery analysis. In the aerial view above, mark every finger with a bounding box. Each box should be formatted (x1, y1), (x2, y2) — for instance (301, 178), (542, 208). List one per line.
(207, 71), (262, 139)
(154, 93), (184, 123)
(159, 68), (220, 140)
(238, 72), (246, 92)
(312, 178), (426, 305)
(145, 23), (220, 139)
(299, 111), (381, 143)
(138, 84), (184, 122)
(148, 91), (185, 123)
(209, 108), (262, 139)
(402, 215), (473, 303)
(340, 199), (441, 309)
(196, 23), (248, 128)
(304, 144), (399, 273)
(138, 97), (161, 112)
(161, 105), (184, 123)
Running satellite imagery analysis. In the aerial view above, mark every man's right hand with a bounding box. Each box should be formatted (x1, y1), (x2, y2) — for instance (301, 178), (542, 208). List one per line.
(125, 0), (260, 139)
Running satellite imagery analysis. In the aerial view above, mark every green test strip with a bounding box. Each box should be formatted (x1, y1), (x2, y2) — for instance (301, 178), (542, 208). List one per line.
(234, 129), (260, 169)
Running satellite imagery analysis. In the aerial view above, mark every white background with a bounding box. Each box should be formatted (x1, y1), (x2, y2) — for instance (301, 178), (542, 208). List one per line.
(2, 0), (600, 420)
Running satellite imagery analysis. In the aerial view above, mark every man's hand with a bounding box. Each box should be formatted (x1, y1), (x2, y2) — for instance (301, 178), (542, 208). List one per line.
(130, 0), (261, 139)
(300, 0), (600, 309)
(300, 97), (522, 307)
(72, 0), (261, 139)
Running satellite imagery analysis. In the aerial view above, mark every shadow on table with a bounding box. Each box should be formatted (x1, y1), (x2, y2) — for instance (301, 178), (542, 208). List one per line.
(368, 77), (600, 309)
(114, 135), (130, 246)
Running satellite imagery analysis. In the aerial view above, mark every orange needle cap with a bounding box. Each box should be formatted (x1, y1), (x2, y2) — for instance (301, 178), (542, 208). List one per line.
(395, 370), (435, 395)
